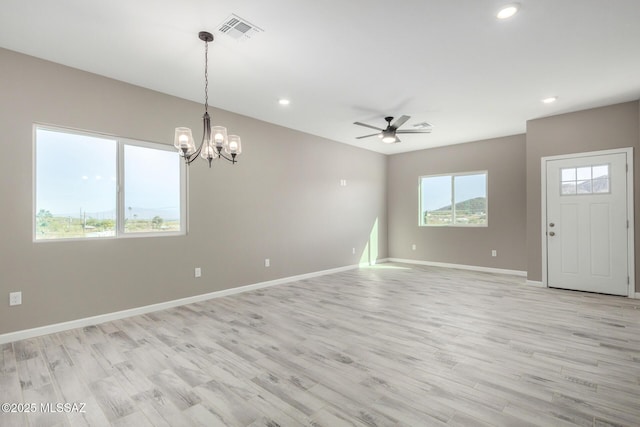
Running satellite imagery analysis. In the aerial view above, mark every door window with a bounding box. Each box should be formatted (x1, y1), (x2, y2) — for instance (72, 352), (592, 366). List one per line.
(560, 164), (609, 196)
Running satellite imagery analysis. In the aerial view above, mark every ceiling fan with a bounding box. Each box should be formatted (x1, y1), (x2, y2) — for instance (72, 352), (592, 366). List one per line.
(354, 115), (432, 143)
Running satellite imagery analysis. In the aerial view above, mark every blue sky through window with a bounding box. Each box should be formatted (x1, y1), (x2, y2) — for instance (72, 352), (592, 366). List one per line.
(454, 174), (486, 205)
(421, 173), (486, 211)
(36, 129), (117, 218)
(36, 128), (180, 220)
(421, 175), (451, 211)
(124, 144), (181, 220)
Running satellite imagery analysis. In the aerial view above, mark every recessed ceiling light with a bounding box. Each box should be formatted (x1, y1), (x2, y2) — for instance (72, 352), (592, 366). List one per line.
(542, 96), (558, 104)
(278, 98), (290, 106)
(497, 3), (519, 19)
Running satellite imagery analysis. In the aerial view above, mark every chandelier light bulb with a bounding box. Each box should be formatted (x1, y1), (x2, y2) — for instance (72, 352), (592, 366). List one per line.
(174, 127), (195, 155)
(200, 143), (217, 161)
(212, 125), (228, 148)
(226, 135), (242, 156)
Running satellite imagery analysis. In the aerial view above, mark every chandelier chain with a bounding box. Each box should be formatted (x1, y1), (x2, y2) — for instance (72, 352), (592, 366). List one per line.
(204, 40), (209, 112)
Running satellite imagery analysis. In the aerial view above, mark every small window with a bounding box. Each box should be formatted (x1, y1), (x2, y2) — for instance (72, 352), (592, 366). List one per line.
(420, 171), (487, 226)
(560, 164), (610, 196)
(34, 126), (186, 241)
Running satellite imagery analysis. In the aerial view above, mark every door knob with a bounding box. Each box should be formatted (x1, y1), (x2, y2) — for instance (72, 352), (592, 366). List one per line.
(549, 223), (555, 227)
(549, 231), (555, 236)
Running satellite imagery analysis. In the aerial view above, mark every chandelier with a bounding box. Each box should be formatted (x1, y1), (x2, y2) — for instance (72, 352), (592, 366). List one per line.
(174, 31), (241, 166)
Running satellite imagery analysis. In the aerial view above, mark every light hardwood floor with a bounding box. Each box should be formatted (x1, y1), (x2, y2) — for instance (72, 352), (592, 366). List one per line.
(1, 264), (640, 426)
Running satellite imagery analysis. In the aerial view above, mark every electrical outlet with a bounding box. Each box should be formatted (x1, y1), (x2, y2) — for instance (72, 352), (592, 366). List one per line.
(491, 250), (497, 257)
(194, 267), (202, 278)
(339, 179), (347, 187)
(265, 258), (270, 267)
(412, 244), (417, 251)
(9, 291), (22, 306)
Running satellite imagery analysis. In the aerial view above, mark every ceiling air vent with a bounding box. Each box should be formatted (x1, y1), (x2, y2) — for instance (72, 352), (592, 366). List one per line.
(217, 14), (263, 41)
(413, 121), (433, 130)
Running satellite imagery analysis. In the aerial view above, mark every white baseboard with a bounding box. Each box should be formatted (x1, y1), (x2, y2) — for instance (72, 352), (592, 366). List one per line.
(387, 258), (526, 277)
(633, 292), (640, 300)
(359, 257), (390, 267)
(0, 263), (361, 345)
(525, 280), (545, 288)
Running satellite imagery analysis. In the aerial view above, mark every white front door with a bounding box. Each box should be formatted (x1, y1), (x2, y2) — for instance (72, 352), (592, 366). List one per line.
(545, 151), (629, 295)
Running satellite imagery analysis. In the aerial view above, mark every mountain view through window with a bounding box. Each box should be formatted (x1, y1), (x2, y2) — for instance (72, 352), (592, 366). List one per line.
(420, 172), (487, 226)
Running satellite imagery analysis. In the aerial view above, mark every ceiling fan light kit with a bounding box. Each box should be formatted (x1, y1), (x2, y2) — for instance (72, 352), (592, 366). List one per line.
(381, 128), (397, 144)
(354, 115), (432, 144)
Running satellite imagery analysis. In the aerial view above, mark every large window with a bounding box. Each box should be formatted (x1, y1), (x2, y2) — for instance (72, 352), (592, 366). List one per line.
(34, 126), (185, 241)
(419, 171), (487, 226)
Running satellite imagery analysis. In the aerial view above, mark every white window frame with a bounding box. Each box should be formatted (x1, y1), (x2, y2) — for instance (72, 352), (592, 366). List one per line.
(33, 124), (187, 242)
(419, 170), (488, 227)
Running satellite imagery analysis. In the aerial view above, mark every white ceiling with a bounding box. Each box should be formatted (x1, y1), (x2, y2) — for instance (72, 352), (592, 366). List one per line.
(1, 0), (640, 154)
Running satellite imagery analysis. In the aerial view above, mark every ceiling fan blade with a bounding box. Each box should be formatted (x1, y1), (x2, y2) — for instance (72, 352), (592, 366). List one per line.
(396, 129), (432, 134)
(354, 121), (383, 131)
(356, 133), (381, 139)
(390, 115), (410, 130)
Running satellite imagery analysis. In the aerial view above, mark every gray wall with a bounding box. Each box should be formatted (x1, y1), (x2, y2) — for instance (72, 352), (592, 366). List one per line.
(387, 135), (527, 271)
(0, 48), (388, 334)
(2, 46), (638, 336)
(526, 101), (640, 289)
(388, 102), (640, 291)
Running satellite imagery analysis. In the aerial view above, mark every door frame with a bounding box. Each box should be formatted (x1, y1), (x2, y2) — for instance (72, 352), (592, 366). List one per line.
(541, 147), (635, 297)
